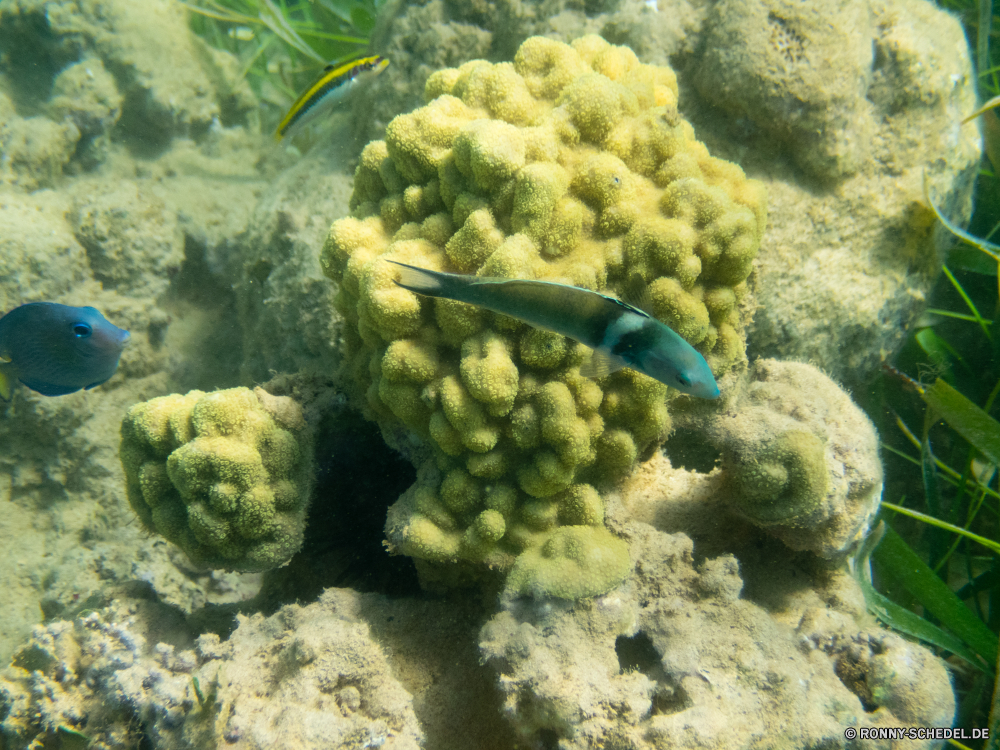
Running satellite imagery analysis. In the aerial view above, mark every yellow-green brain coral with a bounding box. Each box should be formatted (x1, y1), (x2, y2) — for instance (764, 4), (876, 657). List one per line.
(120, 387), (313, 572)
(322, 35), (766, 598)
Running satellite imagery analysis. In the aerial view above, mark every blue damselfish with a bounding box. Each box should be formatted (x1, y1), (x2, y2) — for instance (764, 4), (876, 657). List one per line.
(389, 261), (720, 399)
(0, 303), (130, 400)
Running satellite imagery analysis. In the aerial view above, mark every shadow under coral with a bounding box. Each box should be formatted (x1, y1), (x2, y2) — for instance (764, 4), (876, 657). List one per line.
(253, 400), (422, 614)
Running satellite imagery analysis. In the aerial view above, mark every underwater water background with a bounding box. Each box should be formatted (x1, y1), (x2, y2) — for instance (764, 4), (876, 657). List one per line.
(0, 0), (999, 747)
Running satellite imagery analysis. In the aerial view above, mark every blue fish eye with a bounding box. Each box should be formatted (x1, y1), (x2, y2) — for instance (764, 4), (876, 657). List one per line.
(72, 322), (92, 338)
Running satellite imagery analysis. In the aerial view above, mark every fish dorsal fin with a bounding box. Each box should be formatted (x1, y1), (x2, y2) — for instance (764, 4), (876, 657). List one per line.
(621, 276), (655, 317)
(579, 349), (626, 379)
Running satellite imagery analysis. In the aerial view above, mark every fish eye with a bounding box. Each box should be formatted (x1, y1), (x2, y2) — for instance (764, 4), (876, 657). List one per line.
(72, 323), (92, 338)
(675, 373), (691, 387)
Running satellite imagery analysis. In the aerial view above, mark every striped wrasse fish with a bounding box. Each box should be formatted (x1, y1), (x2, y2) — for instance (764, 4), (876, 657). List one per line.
(388, 261), (720, 399)
(276, 54), (389, 141)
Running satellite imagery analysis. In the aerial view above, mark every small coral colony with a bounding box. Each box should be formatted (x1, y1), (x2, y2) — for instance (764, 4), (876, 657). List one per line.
(6, 35), (767, 598)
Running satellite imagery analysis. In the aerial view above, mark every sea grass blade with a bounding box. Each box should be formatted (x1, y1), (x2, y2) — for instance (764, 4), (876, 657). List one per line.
(874, 525), (998, 666)
(923, 171), (1000, 264)
(258, 0), (324, 61)
(922, 378), (1000, 467)
(860, 574), (986, 671)
(942, 265), (992, 340)
(883, 502), (1000, 555)
(921, 428), (948, 569)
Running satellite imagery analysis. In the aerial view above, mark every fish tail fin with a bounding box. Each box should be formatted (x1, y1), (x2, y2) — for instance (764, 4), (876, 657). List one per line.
(388, 260), (453, 299)
(0, 365), (11, 401)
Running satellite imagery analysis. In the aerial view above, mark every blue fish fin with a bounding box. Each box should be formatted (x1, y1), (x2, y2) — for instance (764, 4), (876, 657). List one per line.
(579, 349), (626, 379)
(20, 378), (81, 397)
(0, 365), (11, 401)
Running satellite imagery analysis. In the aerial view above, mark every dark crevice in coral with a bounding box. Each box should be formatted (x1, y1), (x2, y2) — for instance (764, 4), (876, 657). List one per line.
(167, 234), (231, 307)
(0, 11), (80, 113)
(615, 631), (690, 716)
(835, 651), (877, 712)
(616, 631), (660, 674)
(650, 681), (690, 717)
(136, 721), (155, 750)
(190, 39), (252, 129)
(75, 232), (115, 290)
(67, 130), (107, 174)
(661, 430), (721, 474)
(737, 541), (819, 612)
(255, 405), (420, 613)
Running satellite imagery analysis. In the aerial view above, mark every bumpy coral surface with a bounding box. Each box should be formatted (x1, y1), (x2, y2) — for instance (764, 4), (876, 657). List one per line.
(322, 35), (766, 597)
(673, 359), (883, 557)
(0, 598), (208, 750)
(480, 520), (955, 749)
(0, 591), (427, 750)
(120, 387), (313, 572)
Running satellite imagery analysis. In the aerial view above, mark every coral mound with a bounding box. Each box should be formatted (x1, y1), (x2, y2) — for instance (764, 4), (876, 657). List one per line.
(120, 387), (313, 572)
(480, 521), (955, 749)
(322, 34), (766, 597)
(675, 359), (883, 557)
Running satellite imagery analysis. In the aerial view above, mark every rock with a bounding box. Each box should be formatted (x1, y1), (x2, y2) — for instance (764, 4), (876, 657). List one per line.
(673, 359), (884, 557)
(693, 0), (979, 386)
(480, 519), (954, 749)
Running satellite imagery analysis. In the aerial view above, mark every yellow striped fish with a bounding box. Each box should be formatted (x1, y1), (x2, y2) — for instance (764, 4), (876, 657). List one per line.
(276, 54), (389, 141)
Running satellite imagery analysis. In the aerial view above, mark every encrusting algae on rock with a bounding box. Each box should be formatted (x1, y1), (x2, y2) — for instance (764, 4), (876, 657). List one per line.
(322, 35), (767, 598)
(120, 387), (313, 573)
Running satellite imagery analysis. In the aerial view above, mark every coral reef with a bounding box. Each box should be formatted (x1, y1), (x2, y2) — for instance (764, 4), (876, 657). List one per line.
(120, 387), (314, 572)
(0, 0), (256, 185)
(480, 519), (955, 749)
(69, 180), (186, 298)
(0, 0), (970, 745)
(211, 590), (424, 749)
(0, 595), (206, 750)
(366, 0), (979, 389)
(220, 150), (356, 385)
(324, 34), (766, 596)
(673, 359), (883, 557)
(696, 0), (875, 181)
(0, 0), (276, 657)
(362, 0), (705, 149)
(47, 58), (122, 170)
(0, 587), (512, 750)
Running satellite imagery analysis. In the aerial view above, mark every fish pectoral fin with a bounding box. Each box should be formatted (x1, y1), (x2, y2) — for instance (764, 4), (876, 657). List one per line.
(579, 350), (627, 379)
